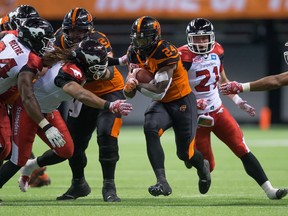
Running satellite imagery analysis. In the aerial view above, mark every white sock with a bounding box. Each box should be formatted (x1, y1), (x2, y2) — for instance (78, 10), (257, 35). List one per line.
(261, 181), (278, 199)
(21, 158), (40, 176)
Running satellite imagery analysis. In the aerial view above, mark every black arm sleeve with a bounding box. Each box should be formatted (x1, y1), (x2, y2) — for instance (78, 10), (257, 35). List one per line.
(108, 57), (120, 66)
(182, 61), (192, 72)
(54, 69), (80, 88)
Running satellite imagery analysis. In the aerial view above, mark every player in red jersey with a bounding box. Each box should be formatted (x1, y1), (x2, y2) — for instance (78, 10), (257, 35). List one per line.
(124, 16), (211, 197)
(54, 8), (128, 202)
(178, 18), (287, 199)
(0, 17), (65, 201)
(0, 4), (53, 188)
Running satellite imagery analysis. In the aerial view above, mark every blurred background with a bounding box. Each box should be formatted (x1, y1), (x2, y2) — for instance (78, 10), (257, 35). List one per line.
(3, 0), (288, 125)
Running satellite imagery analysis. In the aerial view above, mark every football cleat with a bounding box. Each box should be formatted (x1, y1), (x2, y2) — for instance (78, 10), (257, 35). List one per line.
(56, 177), (91, 200)
(148, 181), (172, 197)
(268, 188), (288, 200)
(197, 159), (211, 194)
(102, 180), (121, 202)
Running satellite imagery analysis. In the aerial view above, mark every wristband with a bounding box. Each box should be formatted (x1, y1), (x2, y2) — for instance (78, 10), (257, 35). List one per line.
(118, 57), (124, 66)
(104, 101), (111, 110)
(38, 118), (52, 132)
(232, 95), (242, 104)
(242, 83), (250, 92)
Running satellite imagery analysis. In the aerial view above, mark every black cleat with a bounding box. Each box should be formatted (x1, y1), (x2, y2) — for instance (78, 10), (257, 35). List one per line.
(102, 181), (121, 202)
(148, 181), (172, 197)
(56, 178), (91, 200)
(275, 189), (288, 200)
(197, 159), (211, 194)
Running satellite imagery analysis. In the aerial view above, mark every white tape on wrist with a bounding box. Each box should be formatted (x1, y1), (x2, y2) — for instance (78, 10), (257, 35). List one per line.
(242, 83), (251, 92)
(232, 95), (242, 104)
(38, 118), (49, 129)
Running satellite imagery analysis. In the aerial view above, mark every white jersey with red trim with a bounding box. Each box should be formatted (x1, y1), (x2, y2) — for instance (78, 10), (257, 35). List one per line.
(178, 43), (224, 114)
(33, 62), (85, 113)
(0, 33), (42, 95)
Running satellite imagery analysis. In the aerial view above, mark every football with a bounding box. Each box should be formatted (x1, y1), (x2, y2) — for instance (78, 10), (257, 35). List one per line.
(135, 68), (154, 83)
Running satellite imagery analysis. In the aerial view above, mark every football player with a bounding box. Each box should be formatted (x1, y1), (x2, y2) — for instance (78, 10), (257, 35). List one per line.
(54, 7), (127, 202)
(0, 4), (52, 189)
(124, 16), (211, 196)
(17, 39), (132, 194)
(0, 17), (64, 200)
(178, 18), (287, 199)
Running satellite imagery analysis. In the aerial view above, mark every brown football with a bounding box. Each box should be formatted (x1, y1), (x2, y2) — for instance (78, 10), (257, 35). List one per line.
(135, 68), (154, 83)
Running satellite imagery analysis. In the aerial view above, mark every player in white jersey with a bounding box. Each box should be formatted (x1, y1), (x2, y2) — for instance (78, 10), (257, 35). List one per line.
(178, 18), (287, 199)
(15, 39), (132, 193)
(0, 17), (64, 161)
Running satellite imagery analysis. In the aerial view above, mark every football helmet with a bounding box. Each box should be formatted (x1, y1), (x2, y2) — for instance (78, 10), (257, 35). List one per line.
(62, 8), (93, 47)
(130, 16), (161, 55)
(7, 5), (39, 30)
(72, 39), (108, 80)
(18, 17), (55, 57)
(186, 18), (215, 54)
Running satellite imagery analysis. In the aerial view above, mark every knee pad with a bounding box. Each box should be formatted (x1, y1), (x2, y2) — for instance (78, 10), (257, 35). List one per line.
(98, 135), (119, 163)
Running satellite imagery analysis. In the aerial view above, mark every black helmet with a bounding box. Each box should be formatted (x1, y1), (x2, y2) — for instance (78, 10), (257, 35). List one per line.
(186, 18), (215, 54)
(7, 5), (39, 30)
(130, 16), (161, 55)
(18, 17), (55, 57)
(62, 8), (93, 47)
(72, 39), (108, 80)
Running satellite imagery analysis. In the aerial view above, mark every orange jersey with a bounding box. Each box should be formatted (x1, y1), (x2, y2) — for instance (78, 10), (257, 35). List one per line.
(128, 40), (191, 102)
(54, 28), (124, 96)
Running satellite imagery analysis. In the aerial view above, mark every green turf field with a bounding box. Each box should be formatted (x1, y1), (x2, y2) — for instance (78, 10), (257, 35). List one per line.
(0, 125), (287, 215)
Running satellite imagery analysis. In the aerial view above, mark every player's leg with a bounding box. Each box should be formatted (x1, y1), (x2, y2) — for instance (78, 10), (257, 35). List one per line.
(144, 101), (173, 196)
(171, 93), (211, 194)
(19, 110), (74, 192)
(96, 91), (124, 202)
(56, 103), (97, 200)
(28, 152), (51, 188)
(214, 106), (287, 199)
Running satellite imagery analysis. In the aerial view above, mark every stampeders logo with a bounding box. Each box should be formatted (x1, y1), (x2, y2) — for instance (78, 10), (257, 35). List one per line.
(13, 106), (22, 135)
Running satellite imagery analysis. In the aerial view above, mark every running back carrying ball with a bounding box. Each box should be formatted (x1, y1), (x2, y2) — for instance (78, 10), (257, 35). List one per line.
(135, 68), (154, 83)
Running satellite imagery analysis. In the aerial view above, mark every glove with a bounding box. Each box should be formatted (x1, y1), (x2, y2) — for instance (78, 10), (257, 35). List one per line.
(220, 81), (243, 95)
(45, 126), (66, 148)
(237, 101), (256, 117)
(129, 63), (139, 69)
(124, 71), (139, 93)
(39, 118), (66, 148)
(109, 99), (133, 116)
(197, 98), (208, 110)
(232, 95), (256, 117)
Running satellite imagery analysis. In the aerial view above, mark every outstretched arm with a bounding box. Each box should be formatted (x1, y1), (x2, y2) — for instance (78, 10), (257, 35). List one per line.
(63, 81), (132, 115)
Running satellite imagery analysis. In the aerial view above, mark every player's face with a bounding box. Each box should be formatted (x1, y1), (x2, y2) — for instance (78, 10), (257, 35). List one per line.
(67, 29), (88, 44)
(192, 35), (209, 51)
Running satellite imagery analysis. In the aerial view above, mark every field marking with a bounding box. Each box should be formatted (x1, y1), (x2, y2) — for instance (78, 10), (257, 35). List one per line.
(246, 139), (288, 147)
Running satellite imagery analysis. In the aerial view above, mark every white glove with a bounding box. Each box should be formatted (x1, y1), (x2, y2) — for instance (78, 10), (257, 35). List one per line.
(232, 95), (256, 117)
(39, 119), (66, 148)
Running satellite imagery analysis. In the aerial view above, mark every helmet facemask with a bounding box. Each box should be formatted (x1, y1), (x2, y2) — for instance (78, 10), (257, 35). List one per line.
(283, 42), (288, 65)
(187, 32), (215, 54)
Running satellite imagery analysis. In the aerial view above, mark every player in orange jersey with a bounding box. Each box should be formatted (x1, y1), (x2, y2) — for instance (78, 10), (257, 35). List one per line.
(124, 16), (211, 197)
(55, 8), (127, 202)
